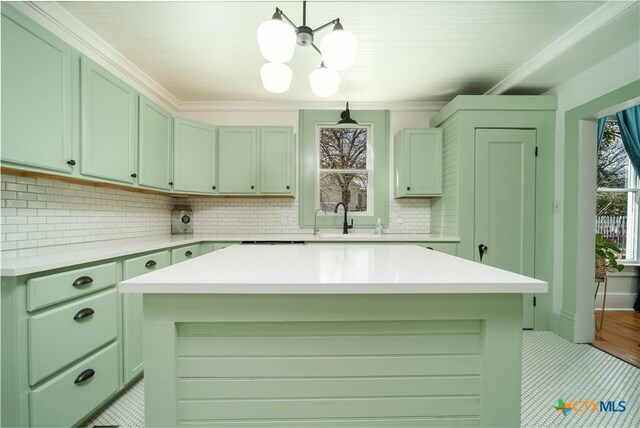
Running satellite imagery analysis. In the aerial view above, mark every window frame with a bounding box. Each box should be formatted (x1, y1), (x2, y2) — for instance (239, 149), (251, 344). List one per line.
(316, 123), (374, 216)
(299, 110), (389, 229)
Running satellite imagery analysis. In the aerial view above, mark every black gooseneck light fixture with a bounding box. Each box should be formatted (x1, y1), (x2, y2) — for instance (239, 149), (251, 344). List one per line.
(337, 102), (358, 125)
(257, 1), (357, 97)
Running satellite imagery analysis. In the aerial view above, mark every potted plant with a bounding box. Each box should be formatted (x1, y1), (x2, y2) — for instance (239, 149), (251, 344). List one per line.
(595, 233), (625, 279)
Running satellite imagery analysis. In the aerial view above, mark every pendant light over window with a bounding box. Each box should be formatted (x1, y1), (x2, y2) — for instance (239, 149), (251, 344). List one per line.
(256, 1), (357, 97)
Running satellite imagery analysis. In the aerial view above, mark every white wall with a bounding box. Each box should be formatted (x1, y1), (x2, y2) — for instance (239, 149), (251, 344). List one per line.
(545, 40), (640, 335)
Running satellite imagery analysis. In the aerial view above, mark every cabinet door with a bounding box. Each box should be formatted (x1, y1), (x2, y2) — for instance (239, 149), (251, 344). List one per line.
(261, 127), (294, 195)
(173, 118), (216, 193)
(139, 97), (172, 190)
(404, 129), (442, 196)
(122, 251), (171, 385)
(81, 57), (137, 183)
(1, 10), (74, 173)
(218, 127), (258, 194)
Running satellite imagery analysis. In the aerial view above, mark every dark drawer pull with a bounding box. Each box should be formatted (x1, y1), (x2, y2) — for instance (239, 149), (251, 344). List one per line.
(73, 307), (95, 321)
(72, 276), (93, 287)
(426, 246), (434, 250)
(145, 260), (157, 268)
(185, 251), (193, 257)
(74, 368), (95, 384)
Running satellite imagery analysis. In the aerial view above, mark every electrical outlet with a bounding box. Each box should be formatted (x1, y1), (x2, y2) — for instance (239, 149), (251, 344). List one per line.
(397, 217), (404, 225)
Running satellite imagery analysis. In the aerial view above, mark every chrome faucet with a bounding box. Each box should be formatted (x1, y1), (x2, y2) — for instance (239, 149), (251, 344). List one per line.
(334, 202), (354, 234)
(313, 208), (325, 236)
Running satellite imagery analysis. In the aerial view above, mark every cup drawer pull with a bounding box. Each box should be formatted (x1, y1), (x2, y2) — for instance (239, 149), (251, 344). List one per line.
(72, 276), (93, 287)
(73, 308), (95, 321)
(185, 251), (193, 257)
(74, 368), (95, 384)
(145, 260), (157, 268)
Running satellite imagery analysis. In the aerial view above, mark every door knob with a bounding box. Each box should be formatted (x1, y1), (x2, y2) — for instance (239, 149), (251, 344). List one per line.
(478, 244), (488, 262)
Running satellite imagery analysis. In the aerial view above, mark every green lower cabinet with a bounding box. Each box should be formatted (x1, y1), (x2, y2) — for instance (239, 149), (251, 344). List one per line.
(418, 243), (457, 256)
(1, 5), (75, 174)
(171, 244), (202, 264)
(122, 250), (171, 385)
(30, 342), (119, 428)
(200, 242), (239, 254)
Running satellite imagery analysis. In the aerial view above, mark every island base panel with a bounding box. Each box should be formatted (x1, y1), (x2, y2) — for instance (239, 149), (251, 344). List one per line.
(143, 294), (522, 427)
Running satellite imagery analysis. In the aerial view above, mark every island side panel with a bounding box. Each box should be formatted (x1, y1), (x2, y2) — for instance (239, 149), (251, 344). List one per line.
(143, 293), (522, 427)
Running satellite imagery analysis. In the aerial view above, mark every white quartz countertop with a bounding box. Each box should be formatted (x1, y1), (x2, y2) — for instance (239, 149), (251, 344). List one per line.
(119, 244), (547, 294)
(0, 233), (459, 276)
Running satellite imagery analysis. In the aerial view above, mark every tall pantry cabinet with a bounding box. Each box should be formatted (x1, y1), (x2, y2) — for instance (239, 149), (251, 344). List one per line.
(429, 96), (556, 330)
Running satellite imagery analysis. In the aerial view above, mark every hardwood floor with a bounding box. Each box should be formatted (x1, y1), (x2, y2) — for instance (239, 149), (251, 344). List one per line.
(593, 310), (640, 367)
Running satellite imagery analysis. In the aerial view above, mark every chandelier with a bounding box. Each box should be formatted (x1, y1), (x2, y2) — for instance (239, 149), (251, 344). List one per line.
(256, 1), (357, 97)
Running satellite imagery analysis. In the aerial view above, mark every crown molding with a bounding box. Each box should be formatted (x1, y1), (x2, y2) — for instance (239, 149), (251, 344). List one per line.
(15, 1), (181, 112)
(485, 1), (637, 95)
(178, 101), (446, 113)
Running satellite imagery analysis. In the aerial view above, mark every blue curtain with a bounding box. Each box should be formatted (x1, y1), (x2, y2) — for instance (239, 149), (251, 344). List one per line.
(616, 105), (640, 175)
(597, 117), (607, 151)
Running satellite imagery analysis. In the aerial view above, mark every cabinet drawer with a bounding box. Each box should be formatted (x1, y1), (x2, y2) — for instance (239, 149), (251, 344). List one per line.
(30, 342), (119, 427)
(29, 289), (117, 385)
(421, 243), (457, 256)
(171, 244), (201, 264)
(124, 250), (171, 280)
(27, 262), (117, 312)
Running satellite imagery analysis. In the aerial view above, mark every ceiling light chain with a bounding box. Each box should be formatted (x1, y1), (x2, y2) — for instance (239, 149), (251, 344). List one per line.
(257, 1), (357, 97)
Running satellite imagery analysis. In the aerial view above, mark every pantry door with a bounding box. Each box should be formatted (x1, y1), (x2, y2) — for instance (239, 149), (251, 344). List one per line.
(474, 129), (537, 329)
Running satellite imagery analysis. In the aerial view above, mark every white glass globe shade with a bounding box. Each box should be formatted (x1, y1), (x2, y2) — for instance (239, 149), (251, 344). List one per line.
(256, 19), (296, 63)
(260, 62), (292, 93)
(320, 29), (357, 70)
(309, 66), (340, 97)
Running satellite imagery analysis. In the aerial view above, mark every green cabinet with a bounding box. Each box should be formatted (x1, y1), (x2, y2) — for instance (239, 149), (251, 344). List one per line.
(1, 6), (75, 174)
(138, 97), (173, 191)
(122, 250), (171, 385)
(173, 118), (217, 194)
(81, 57), (138, 184)
(218, 127), (258, 194)
(394, 128), (443, 197)
(261, 127), (295, 195)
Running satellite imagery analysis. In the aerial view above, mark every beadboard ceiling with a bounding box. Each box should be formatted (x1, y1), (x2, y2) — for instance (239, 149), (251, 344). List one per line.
(52, 1), (639, 104)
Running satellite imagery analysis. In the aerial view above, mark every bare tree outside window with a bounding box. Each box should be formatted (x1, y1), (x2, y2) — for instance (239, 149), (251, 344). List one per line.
(319, 127), (370, 213)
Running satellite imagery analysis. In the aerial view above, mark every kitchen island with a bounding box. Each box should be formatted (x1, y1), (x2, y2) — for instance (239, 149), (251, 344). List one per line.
(120, 244), (546, 427)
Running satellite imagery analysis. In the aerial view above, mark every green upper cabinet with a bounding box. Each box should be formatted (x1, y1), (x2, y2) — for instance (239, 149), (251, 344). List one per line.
(394, 128), (443, 197)
(139, 97), (173, 191)
(218, 127), (258, 194)
(1, 7), (75, 173)
(173, 118), (217, 194)
(260, 127), (295, 195)
(80, 57), (138, 184)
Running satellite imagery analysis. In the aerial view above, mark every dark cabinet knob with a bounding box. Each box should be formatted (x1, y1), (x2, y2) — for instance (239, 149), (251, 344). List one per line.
(131, 173), (137, 178)
(407, 186), (411, 191)
(145, 260), (157, 268)
(251, 185), (255, 190)
(479, 244), (488, 262)
(169, 182), (174, 186)
(73, 307), (95, 321)
(67, 159), (76, 166)
(185, 250), (193, 257)
(74, 368), (95, 384)
(72, 276), (93, 287)
(212, 185), (216, 190)
(286, 185), (290, 190)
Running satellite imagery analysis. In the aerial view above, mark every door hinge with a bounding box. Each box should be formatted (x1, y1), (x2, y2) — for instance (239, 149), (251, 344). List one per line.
(535, 146), (539, 157)
(533, 296), (537, 307)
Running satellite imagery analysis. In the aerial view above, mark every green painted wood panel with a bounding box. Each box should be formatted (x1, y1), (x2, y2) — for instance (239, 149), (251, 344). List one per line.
(171, 244), (202, 264)
(176, 417), (480, 427)
(80, 57), (137, 184)
(28, 288), (118, 385)
(260, 127), (294, 195)
(29, 342), (119, 428)
(138, 97), (172, 191)
(394, 129), (443, 197)
(27, 261), (117, 312)
(122, 250), (171, 385)
(173, 118), (216, 194)
(218, 127), (258, 194)
(474, 129), (536, 329)
(1, 7), (74, 173)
